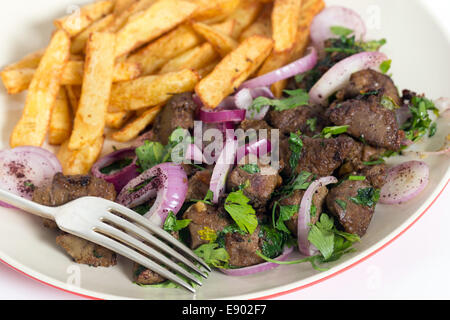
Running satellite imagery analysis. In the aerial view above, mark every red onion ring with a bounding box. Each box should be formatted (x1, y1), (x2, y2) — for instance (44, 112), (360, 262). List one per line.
(210, 139), (238, 204)
(380, 161), (430, 205)
(310, 6), (366, 53)
(309, 51), (389, 105)
(239, 47), (318, 89)
(236, 139), (272, 164)
(234, 87), (274, 120)
(117, 163), (188, 227)
(91, 148), (139, 193)
(219, 246), (294, 276)
(298, 176), (338, 256)
(0, 147), (62, 208)
(199, 109), (246, 124)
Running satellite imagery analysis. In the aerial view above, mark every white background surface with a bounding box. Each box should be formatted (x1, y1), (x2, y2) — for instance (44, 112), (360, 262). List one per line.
(0, 0), (448, 300)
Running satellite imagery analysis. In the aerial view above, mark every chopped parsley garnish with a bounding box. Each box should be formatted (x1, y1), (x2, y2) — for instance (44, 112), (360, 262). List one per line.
(379, 59), (392, 74)
(259, 224), (291, 259)
(335, 199), (347, 211)
(320, 125), (349, 139)
(273, 204), (299, 234)
(256, 213), (360, 271)
(251, 89), (309, 112)
(348, 175), (366, 181)
(380, 96), (399, 111)
(276, 171), (313, 198)
(240, 164), (261, 174)
(349, 187), (380, 208)
(330, 26), (354, 37)
(288, 131), (303, 171)
(163, 211), (191, 233)
(224, 189), (257, 234)
(325, 27), (387, 55)
(362, 159), (385, 166)
(401, 95), (439, 143)
(194, 243), (230, 269)
(306, 117), (317, 132)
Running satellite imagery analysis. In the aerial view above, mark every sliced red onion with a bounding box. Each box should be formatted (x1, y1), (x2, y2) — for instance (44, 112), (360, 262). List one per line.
(91, 148), (139, 193)
(210, 139), (238, 203)
(396, 105), (412, 126)
(310, 6), (366, 52)
(380, 161), (429, 205)
(309, 51), (389, 105)
(199, 109), (246, 124)
(219, 246), (294, 276)
(240, 47), (318, 89)
(193, 94), (236, 111)
(236, 139), (272, 164)
(117, 163), (188, 227)
(235, 87), (274, 120)
(0, 147), (62, 208)
(298, 176), (338, 256)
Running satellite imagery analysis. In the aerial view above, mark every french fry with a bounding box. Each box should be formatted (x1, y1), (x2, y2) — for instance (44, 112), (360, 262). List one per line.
(106, 111), (134, 129)
(69, 32), (116, 151)
(190, 0), (241, 22)
(54, 0), (114, 37)
(49, 88), (73, 145)
(109, 69), (200, 111)
(191, 22), (238, 57)
(158, 43), (219, 74)
(239, 3), (273, 41)
(197, 60), (221, 78)
(127, 24), (202, 75)
(1, 68), (34, 94)
(58, 136), (105, 175)
(195, 35), (274, 109)
(271, 0), (325, 96)
(65, 85), (81, 115)
(114, 0), (138, 15)
(115, 0), (198, 58)
(111, 105), (162, 142)
(221, 0), (263, 39)
(2, 50), (44, 71)
(272, 0), (303, 52)
(70, 14), (115, 54)
(106, 0), (156, 32)
(10, 30), (70, 148)
(2, 61), (141, 94)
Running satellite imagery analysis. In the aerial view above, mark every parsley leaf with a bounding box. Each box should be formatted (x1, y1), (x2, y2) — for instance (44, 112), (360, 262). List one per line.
(289, 131), (303, 171)
(259, 224), (290, 259)
(194, 243), (230, 269)
(163, 211), (191, 233)
(251, 89), (309, 112)
(306, 118), (317, 132)
(330, 26), (354, 37)
(401, 95), (439, 142)
(135, 141), (165, 172)
(274, 204), (299, 234)
(349, 187), (380, 207)
(240, 164), (261, 174)
(224, 190), (258, 234)
(379, 59), (392, 74)
(320, 125), (349, 139)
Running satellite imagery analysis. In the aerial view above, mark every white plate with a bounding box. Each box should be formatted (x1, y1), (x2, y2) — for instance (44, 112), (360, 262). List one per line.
(0, 0), (449, 300)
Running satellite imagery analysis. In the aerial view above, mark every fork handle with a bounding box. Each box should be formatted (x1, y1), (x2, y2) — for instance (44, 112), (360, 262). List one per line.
(0, 189), (57, 221)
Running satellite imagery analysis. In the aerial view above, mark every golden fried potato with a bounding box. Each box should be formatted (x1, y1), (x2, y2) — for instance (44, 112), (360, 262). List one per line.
(190, 0), (241, 22)
(158, 43), (218, 74)
(111, 105), (162, 142)
(239, 3), (273, 41)
(70, 14), (115, 54)
(272, 0), (303, 52)
(65, 85), (81, 115)
(10, 30), (70, 148)
(191, 22), (238, 57)
(69, 32), (116, 150)
(115, 0), (198, 58)
(58, 136), (105, 175)
(127, 24), (202, 75)
(54, 0), (114, 36)
(109, 69), (200, 111)
(114, 0), (138, 15)
(106, 0), (156, 32)
(105, 111), (134, 129)
(221, 0), (263, 39)
(0, 68), (34, 94)
(195, 35), (274, 109)
(49, 88), (73, 146)
(1, 50), (44, 71)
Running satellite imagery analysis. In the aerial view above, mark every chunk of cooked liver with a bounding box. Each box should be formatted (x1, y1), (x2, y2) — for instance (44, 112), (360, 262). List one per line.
(32, 173), (117, 267)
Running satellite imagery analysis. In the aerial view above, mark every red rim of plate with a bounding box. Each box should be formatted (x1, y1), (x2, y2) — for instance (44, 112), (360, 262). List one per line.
(0, 179), (448, 300)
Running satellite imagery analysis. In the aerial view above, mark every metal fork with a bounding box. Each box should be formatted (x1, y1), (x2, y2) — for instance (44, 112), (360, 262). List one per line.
(0, 189), (211, 293)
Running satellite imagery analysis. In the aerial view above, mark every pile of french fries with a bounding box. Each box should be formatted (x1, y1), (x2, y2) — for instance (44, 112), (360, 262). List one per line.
(1, 0), (324, 175)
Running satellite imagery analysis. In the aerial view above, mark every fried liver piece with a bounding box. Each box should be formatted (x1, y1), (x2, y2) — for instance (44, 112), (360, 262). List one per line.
(326, 179), (376, 237)
(327, 93), (404, 151)
(152, 92), (197, 145)
(32, 173), (117, 267)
